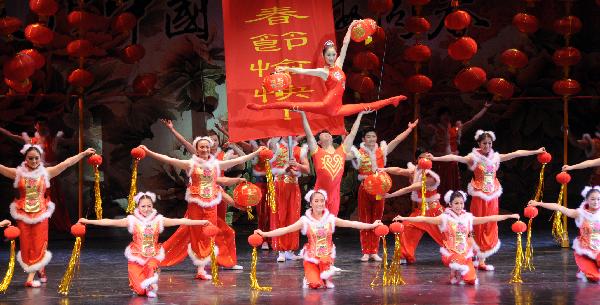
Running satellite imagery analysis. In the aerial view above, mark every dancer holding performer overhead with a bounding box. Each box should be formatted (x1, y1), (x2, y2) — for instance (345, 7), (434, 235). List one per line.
(529, 186), (600, 282)
(247, 20), (405, 117)
(139, 138), (265, 279)
(255, 189), (382, 289)
(431, 130), (544, 270)
(0, 144), (95, 287)
(78, 191), (210, 298)
(394, 190), (519, 285)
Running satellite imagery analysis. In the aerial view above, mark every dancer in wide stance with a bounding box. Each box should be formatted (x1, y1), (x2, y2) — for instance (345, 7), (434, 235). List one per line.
(529, 186), (600, 282)
(78, 192), (210, 297)
(247, 20), (404, 117)
(255, 189), (382, 289)
(394, 190), (519, 285)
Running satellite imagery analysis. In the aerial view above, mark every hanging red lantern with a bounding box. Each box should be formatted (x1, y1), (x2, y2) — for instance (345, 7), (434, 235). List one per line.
(18, 49), (45, 70)
(71, 223), (86, 237)
(511, 221), (527, 233)
(537, 152), (552, 164)
(348, 73), (375, 94)
(248, 234), (264, 247)
(556, 172), (571, 184)
(406, 16), (431, 34)
(5, 78), (32, 94)
(447, 37), (478, 61)
(524, 206), (539, 219)
(68, 69), (94, 88)
(258, 148), (274, 161)
(262, 72), (292, 94)
(364, 18), (379, 34)
(512, 13), (539, 34)
(403, 44), (431, 63)
(67, 10), (96, 31)
(351, 19), (376, 44)
(29, 0), (59, 17)
(3, 226), (20, 240)
(553, 16), (582, 36)
(500, 49), (528, 71)
(368, 0), (393, 15)
(417, 157), (432, 170)
(3, 53), (36, 82)
(390, 222), (404, 234)
(486, 78), (514, 100)
(133, 73), (158, 95)
(87, 154), (103, 166)
(0, 17), (23, 36)
(204, 225), (220, 238)
(233, 182), (263, 208)
(24, 23), (54, 45)
(444, 10), (471, 31)
(352, 51), (380, 72)
(112, 12), (137, 33)
(406, 74), (432, 94)
(131, 147), (146, 160)
(552, 79), (580, 96)
(454, 66), (487, 92)
(363, 171), (393, 198)
(66, 39), (94, 58)
(552, 47), (581, 67)
(120, 44), (146, 64)
(374, 225), (390, 237)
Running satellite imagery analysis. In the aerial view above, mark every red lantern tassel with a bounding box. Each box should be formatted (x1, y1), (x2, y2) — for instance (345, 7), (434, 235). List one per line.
(0, 240), (16, 293)
(551, 185), (566, 243)
(420, 170), (427, 216)
(58, 237), (83, 295)
(93, 165), (102, 219)
(250, 247), (271, 291)
(370, 237), (389, 287)
(264, 161), (277, 214)
(210, 239), (222, 286)
(509, 232), (524, 283)
(387, 234), (406, 286)
(127, 159), (139, 214)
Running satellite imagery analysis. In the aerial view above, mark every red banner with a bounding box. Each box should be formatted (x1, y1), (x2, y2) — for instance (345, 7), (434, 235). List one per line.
(222, 0), (345, 142)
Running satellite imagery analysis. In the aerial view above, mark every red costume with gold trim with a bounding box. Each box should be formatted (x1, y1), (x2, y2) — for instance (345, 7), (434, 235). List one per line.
(572, 201), (600, 282)
(312, 146), (346, 216)
(439, 208), (477, 285)
(299, 209), (336, 289)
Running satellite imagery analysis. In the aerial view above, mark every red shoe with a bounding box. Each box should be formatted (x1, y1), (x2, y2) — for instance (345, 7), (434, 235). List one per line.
(25, 280), (41, 288)
(195, 271), (212, 281)
(37, 269), (47, 283)
(477, 263), (495, 271)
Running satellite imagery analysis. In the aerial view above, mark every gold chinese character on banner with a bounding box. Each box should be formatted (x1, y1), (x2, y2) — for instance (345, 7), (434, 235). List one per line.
(245, 7), (309, 25)
(250, 34), (281, 52)
(250, 58), (311, 77)
(281, 32), (308, 50)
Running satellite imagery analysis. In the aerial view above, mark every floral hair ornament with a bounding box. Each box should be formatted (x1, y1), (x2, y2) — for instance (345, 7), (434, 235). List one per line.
(474, 129), (496, 141)
(134, 191), (157, 204)
(304, 189), (328, 203)
(581, 186), (600, 199)
(20, 143), (44, 155)
(443, 190), (468, 205)
(192, 136), (215, 148)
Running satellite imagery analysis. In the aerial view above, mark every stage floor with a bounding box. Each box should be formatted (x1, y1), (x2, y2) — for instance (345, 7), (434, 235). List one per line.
(0, 226), (596, 305)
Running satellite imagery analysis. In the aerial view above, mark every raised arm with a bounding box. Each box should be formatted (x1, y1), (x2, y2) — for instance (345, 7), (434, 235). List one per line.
(335, 218), (382, 230)
(431, 154), (471, 164)
(392, 215), (443, 225)
(254, 219), (303, 238)
(0, 164), (17, 180)
(564, 158), (600, 172)
(161, 119), (196, 154)
(343, 111), (369, 153)
(460, 101), (491, 133)
(297, 111), (318, 154)
(335, 20), (359, 68)
(472, 214), (519, 225)
(381, 166), (413, 177)
(528, 200), (579, 219)
(219, 146), (265, 171)
(78, 217), (128, 227)
(385, 182), (421, 199)
(500, 147), (545, 162)
(140, 145), (191, 171)
(0, 127), (26, 144)
(386, 120), (418, 154)
(47, 148), (96, 178)
(163, 217), (209, 227)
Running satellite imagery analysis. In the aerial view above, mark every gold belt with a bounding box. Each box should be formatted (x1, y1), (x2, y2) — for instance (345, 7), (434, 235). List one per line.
(275, 175), (298, 183)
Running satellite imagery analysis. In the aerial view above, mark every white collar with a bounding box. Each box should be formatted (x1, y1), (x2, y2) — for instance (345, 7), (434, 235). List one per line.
(133, 208), (158, 223)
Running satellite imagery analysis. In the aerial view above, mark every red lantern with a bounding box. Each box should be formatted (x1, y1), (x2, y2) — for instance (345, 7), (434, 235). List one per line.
(552, 47), (581, 67)
(537, 152), (552, 164)
(511, 221), (527, 233)
(131, 147), (146, 160)
(364, 171), (393, 197)
(258, 149), (274, 161)
(364, 18), (379, 34)
(262, 72), (292, 94)
(67, 39), (94, 58)
(68, 11), (96, 31)
(87, 154), (103, 166)
(3, 53), (35, 82)
(248, 233), (264, 247)
(403, 44), (431, 63)
(348, 73), (375, 94)
(512, 13), (539, 34)
(71, 223), (86, 237)
(3, 226), (20, 240)
(120, 44), (146, 64)
(353, 51), (380, 72)
(486, 78), (514, 100)
(556, 172), (571, 185)
(448, 37), (478, 61)
(407, 0), (431, 5)
(5, 78), (32, 93)
(406, 16), (431, 34)
(18, 49), (45, 70)
(0, 17), (23, 36)
(374, 225), (389, 237)
(454, 66), (487, 92)
(553, 79), (580, 96)
(553, 16), (582, 36)
(204, 225), (219, 238)
(24, 23), (54, 45)
(351, 19), (376, 43)
(368, 0), (393, 15)
(113, 12), (137, 33)
(233, 182), (263, 208)
(133, 73), (158, 95)
(29, 0), (59, 17)
(390, 222), (404, 234)
(405, 74), (432, 94)
(524, 206), (539, 219)
(417, 157), (432, 170)
(500, 49), (528, 70)
(68, 69), (94, 88)
(444, 10), (471, 31)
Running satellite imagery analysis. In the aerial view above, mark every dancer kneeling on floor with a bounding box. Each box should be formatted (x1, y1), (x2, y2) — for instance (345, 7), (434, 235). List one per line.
(254, 189), (382, 289)
(393, 190), (519, 285)
(78, 191), (209, 298)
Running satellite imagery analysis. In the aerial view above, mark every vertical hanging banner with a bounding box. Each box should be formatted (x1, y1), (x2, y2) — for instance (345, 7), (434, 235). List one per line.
(223, 0), (345, 142)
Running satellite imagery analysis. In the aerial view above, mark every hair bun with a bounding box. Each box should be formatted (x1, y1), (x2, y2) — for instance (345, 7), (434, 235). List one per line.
(324, 40), (335, 47)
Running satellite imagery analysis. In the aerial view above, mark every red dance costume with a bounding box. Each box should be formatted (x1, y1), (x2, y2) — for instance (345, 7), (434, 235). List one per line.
(351, 142), (387, 254)
(400, 163), (445, 263)
(10, 163), (54, 273)
(439, 208), (477, 285)
(125, 209), (164, 295)
(160, 155), (237, 269)
(572, 202), (600, 282)
(250, 141), (271, 243)
(467, 149), (503, 260)
(215, 148), (234, 221)
(269, 140), (307, 252)
(247, 66), (403, 117)
(312, 146), (346, 216)
(299, 209), (336, 289)
(431, 124), (461, 197)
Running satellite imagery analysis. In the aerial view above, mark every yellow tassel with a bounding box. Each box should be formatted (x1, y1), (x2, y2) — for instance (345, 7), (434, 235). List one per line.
(247, 207), (255, 220)
(386, 234), (406, 286)
(265, 161), (277, 214)
(420, 170), (427, 216)
(250, 247), (272, 291)
(533, 163), (546, 201)
(509, 233), (524, 283)
(58, 237), (83, 295)
(210, 239), (222, 286)
(371, 236), (389, 287)
(365, 36), (373, 45)
(0, 240), (16, 293)
(93, 166), (102, 219)
(126, 159), (139, 214)
(523, 218), (535, 271)
(551, 185), (566, 243)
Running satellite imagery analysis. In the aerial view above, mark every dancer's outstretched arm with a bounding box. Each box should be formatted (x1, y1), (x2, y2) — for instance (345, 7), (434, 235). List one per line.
(393, 215), (442, 225)
(79, 218), (128, 227)
(343, 111), (369, 153)
(219, 146), (266, 171)
(47, 148), (96, 178)
(335, 218), (382, 230)
(0, 164), (17, 180)
(276, 66), (327, 79)
(139, 145), (190, 171)
(0, 127), (26, 144)
(381, 167), (413, 177)
(385, 182), (421, 199)
(431, 154), (471, 164)
(217, 177), (246, 186)
(163, 218), (210, 227)
(563, 158), (600, 171)
(387, 120), (419, 154)
(297, 111), (318, 154)
(528, 200), (579, 219)
(161, 119), (196, 154)
(460, 101), (491, 134)
(473, 214), (519, 225)
(500, 147), (545, 162)
(254, 219), (303, 238)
